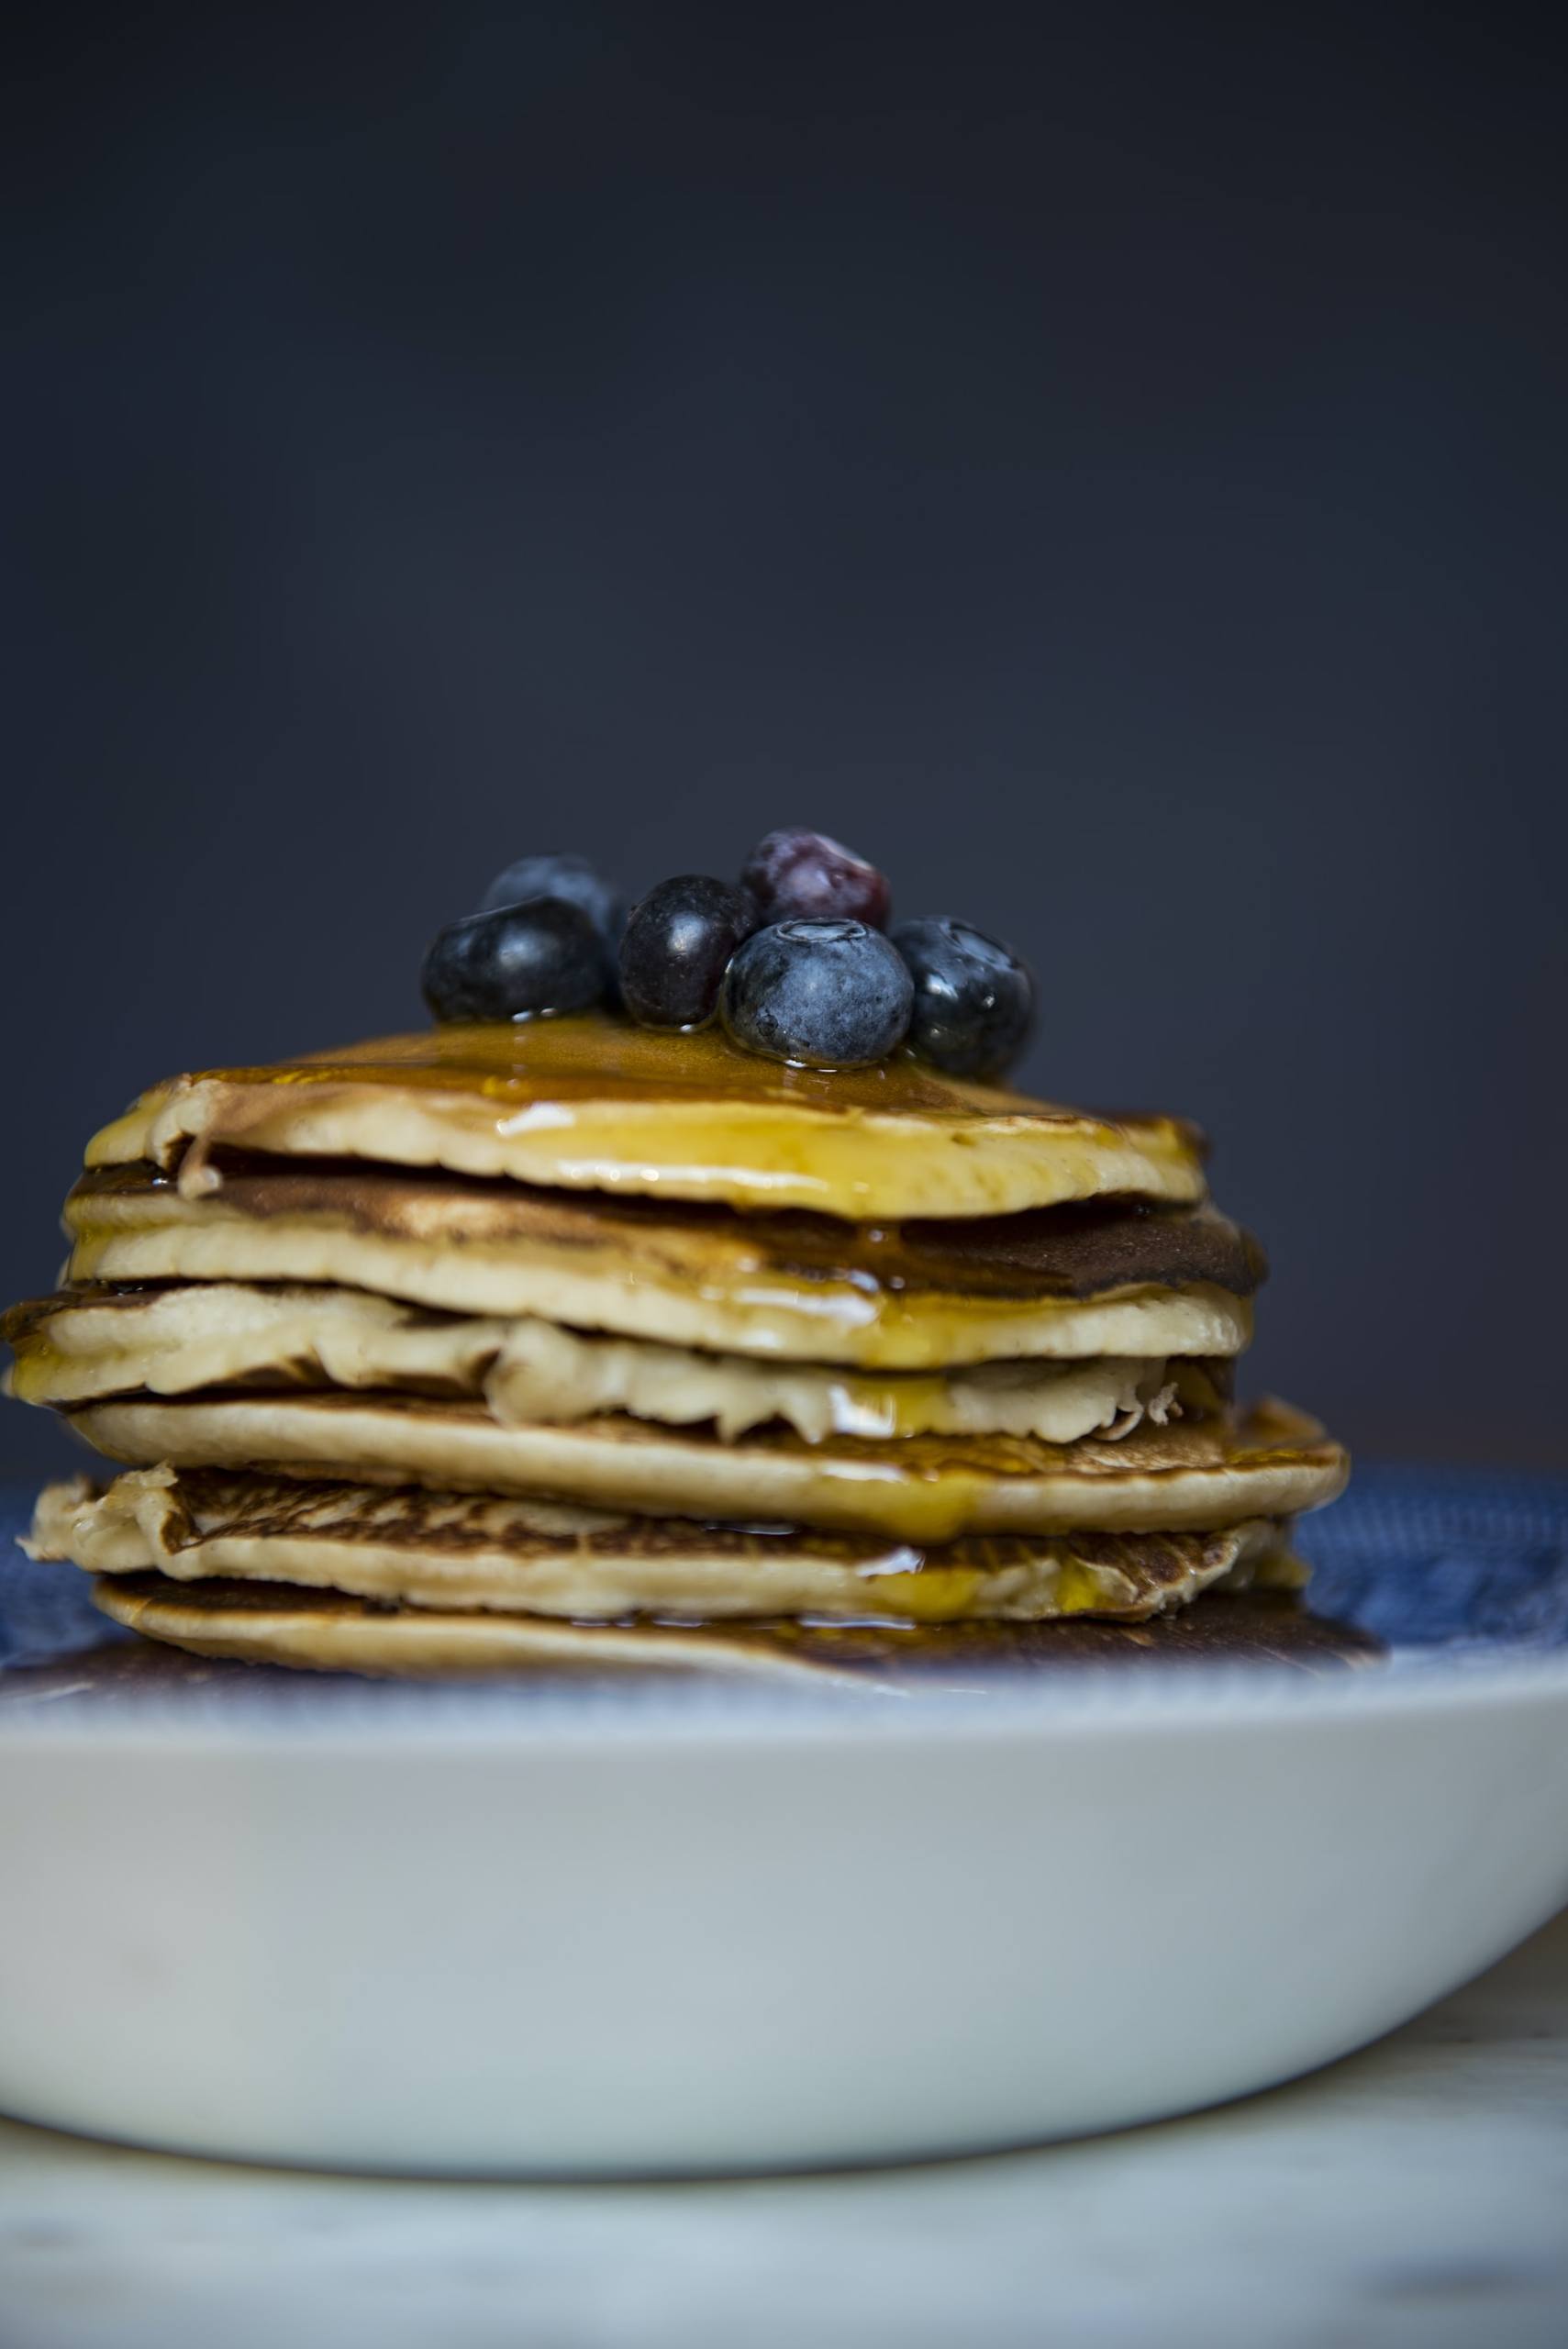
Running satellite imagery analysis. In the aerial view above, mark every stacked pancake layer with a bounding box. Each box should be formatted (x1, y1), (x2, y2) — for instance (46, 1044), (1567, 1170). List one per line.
(7, 1019), (1348, 1677)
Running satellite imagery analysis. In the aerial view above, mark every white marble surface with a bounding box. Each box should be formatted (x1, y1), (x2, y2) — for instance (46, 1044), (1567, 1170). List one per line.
(1, 1909), (1564, 2349)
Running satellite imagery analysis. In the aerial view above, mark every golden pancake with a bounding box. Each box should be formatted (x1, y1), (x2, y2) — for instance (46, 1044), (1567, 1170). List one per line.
(82, 1573), (1371, 1682)
(32, 1467), (1293, 1625)
(6, 1283), (1226, 1445)
(61, 1164), (1257, 1368)
(90, 1572), (898, 1680)
(67, 1393), (1348, 1542)
(0, 1586), (1384, 1698)
(84, 1016), (1207, 1220)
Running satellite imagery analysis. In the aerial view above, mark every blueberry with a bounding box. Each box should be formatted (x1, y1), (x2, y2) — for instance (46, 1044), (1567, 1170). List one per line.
(891, 918), (1035, 1079)
(720, 919), (913, 1067)
(422, 898), (609, 1023)
(618, 875), (759, 1030)
(477, 853), (623, 948)
(741, 829), (891, 928)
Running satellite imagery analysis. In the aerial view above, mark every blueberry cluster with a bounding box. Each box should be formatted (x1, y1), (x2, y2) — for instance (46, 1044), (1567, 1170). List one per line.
(422, 829), (1034, 1077)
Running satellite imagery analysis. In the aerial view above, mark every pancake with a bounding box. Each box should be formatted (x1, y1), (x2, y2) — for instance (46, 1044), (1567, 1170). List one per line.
(83, 1016), (1207, 1219)
(80, 1572), (1371, 1681)
(61, 1163), (1259, 1368)
(67, 1393), (1348, 1542)
(6, 1283), (1227, 1445)
(32, 1468), (1294, 1625)
(90, 1573), (898, 1681)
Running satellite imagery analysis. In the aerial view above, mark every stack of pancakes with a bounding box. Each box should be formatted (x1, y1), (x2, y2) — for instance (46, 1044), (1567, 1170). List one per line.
(6, 1019), (1348, 1679)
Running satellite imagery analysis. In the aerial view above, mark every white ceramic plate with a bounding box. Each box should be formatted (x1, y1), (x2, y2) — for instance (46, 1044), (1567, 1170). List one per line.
(2, 1468), (1566, 2176)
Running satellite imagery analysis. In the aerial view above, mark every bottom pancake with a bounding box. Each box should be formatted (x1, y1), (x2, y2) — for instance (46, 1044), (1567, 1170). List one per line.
(89, 1560), (1342, 1682)
(89, 1574), (878, 1680)
(30, 1466), (1300, 1629)
(1, 1582), (1382, 1697)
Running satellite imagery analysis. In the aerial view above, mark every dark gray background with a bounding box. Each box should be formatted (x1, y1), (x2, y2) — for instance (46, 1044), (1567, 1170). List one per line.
(6, 3), (1566, 1479)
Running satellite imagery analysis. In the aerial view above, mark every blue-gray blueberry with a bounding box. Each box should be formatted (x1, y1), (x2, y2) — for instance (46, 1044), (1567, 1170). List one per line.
(720, 918), (913, 1067)
(478, 853), (622, 948)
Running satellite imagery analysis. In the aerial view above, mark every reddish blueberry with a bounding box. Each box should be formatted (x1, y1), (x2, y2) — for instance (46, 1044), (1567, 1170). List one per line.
(740, 829), (891, 929)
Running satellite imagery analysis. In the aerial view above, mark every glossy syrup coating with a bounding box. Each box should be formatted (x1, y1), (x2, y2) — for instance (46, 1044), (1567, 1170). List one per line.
(82, 1014), (1212, 1220)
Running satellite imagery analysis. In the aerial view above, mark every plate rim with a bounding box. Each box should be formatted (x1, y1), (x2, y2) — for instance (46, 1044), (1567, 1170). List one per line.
(3, 1637), (1568, 1753)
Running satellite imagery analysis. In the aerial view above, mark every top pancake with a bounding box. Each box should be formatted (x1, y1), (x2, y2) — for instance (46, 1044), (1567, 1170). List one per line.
(84, 1016), (1208, 1220)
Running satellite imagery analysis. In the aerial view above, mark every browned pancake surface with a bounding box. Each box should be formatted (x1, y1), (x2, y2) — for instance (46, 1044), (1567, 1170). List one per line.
(73, 1567), (1380, 1684)
(63, 1158), (1265, 1305)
